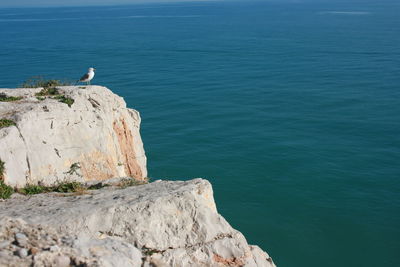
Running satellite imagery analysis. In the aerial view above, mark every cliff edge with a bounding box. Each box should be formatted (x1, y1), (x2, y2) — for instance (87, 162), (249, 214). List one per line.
(0, 86), (147, 187)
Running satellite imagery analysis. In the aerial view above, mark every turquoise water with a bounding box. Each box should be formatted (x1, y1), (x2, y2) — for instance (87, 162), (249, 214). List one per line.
(1, 1), (399, 266)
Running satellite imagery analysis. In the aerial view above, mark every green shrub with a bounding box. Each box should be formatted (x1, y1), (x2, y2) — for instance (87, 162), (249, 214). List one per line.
(35, 87), (59, 96)
(21, 77), (71, 89)
(87, 183), (109, 190)
(0, 180), (13, 199)
(34, 87), (74, 107)
(118, 178), (148, 188)
(20, 77), (74, 107)
(53, 95), (74, 107)
(0, 159), (4, 179)
(0, 160), (12, 199)
(20, 181), (85, 195)
(21, 184), (47, 195)
(0, 93), (23, 102)
(0, 119), (15, 129)
(54, 182), (83, 193)
(142, 248), (159, 256)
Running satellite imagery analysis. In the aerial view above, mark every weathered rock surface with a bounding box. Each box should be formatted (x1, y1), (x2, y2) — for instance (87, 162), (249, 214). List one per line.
(0, 86), (276, 266)
(0, 217), (141, 267)
(0, 86), (147, 187)
(0, 179), (276, 267)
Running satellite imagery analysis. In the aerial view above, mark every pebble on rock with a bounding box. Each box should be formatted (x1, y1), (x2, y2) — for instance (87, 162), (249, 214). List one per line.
(15, 233), (28, 246)
(0, 240), (11, 249)
(49, 245), (59, 252)
(55, 255), (71, 267)
(29, 247), (39, 255)
(17, 248), (28, 258)
(15, 233), (27, 239)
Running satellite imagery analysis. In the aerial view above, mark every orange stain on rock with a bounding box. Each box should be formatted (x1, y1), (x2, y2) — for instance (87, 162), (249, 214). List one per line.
(113, 117), (143, 180)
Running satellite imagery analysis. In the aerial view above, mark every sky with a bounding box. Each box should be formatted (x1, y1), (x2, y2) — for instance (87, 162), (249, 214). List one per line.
(0, 0), (225, 8)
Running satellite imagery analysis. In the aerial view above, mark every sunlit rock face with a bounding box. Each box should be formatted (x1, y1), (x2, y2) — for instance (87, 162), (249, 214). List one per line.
(0, 179), (276, 267)
(0, 86), (147, 187)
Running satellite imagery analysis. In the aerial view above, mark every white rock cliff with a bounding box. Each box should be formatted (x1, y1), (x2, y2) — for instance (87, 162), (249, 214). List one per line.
(0, 86), (147, 187)
(0, 86), (276, 266)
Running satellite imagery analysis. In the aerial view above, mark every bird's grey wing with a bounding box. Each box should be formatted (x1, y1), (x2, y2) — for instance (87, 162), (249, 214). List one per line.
(79, 73), (89, 81)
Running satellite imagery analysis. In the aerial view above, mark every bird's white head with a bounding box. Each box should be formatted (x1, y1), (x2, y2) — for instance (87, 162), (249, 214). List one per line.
(88, 67), (95, 72)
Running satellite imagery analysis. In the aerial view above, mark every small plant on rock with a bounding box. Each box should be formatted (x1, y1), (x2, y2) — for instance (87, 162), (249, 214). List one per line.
(0, 119), (16, 129)
(118, 178), (148, 189)
(35, 87), (59, 97)
(54, 182), (84, 193)
(20, 184), (47, 195)
(35, 87), (74, 107)
(19, 180), (87, 196)
(0, 159), (12, 199)
(21, 77), (75, 107)
(142, 247), (159, 256)
(0, 93), (23, 102)
(0, 180), (13, 199)
(21, 77), (71, 88)
(65, 163), (81, 176)
(54, 95), (74, 107)
(0, 159), (5, 179)
(87, 183), (109, 190)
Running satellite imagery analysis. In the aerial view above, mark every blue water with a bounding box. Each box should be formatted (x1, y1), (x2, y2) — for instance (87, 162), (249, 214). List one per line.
(1, 1), (399, 266)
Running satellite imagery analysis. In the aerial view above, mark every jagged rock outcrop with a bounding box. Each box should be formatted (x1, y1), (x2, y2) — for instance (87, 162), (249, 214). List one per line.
(0, 86), (147, 187)
(0, 179), (276, 267)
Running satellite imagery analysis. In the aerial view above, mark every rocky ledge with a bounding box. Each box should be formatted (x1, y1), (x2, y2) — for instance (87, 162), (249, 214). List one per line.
(0, 179), (275, 267)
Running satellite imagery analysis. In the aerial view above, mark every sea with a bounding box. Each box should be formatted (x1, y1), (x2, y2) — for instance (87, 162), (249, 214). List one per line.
(0, 0), (399, 266)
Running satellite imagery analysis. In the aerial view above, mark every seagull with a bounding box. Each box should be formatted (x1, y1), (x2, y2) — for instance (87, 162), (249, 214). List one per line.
(77, 67), (95, 85)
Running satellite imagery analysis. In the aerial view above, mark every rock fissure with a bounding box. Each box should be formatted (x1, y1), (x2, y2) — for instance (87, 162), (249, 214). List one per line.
(15, 125), (31, 179)
(169, 232), (235, 252)
(88, 97), (101, 108)
(54, 148), (61, 158)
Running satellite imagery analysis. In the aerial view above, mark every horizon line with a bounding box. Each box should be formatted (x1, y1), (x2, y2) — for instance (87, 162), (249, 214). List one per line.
(0, 0), (245, 9)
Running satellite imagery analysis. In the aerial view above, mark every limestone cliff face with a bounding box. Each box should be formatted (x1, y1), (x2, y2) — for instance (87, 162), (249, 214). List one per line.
(0, 179), (276, 267)
(0, 86), (147, 187)
(0, 86), (277, 266)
